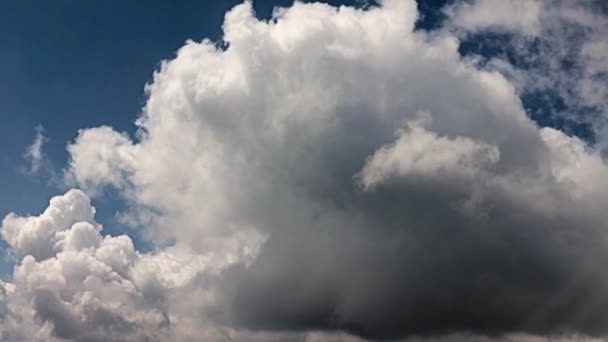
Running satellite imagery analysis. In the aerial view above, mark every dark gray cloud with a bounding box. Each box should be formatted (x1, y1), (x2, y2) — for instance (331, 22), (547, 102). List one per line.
(213, 157), (608, 339)
(34, 288), (84, 339)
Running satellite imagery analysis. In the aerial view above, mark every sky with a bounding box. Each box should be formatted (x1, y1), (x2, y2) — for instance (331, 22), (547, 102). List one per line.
(0, 0), (607, 341)
(0, 0), (343, 230)
(0, 0), (372, 256)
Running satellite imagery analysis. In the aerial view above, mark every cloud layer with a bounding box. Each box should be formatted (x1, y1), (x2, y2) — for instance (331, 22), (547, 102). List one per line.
(3, 0), (608, 341)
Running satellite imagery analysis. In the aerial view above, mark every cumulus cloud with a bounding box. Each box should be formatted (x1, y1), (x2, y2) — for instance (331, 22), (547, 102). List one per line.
(64, 126), (137, 195)
(2, 0), (608, 341)
(0, 190), (257, 341)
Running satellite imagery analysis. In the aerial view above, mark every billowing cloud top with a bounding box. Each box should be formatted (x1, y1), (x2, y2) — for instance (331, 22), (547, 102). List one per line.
(3, 0), (608, 341)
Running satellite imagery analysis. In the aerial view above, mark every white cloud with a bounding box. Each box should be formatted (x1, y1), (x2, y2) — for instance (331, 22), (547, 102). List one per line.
(358, 119), (500, 190)
(1, 189), (96, 260)
(445, 0), (543, 35)
(0, 190), (251, 341)
(65, 126), (137, 195)
(1, 0), (608, 340)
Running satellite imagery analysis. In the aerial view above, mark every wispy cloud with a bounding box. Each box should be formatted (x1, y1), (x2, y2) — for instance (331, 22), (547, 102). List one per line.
(22, 124), (49, 175)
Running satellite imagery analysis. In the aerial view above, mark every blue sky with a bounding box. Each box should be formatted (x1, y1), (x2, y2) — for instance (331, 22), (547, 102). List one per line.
(2, 1), (238, 217)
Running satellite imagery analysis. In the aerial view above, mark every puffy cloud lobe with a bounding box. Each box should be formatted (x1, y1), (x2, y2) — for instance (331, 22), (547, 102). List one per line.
(0, 191), (161, 341)
(3, 0), (608, 341)
(0, 190), (242, 341)
(54, 222), (101, 252)
(1, 189), (96, 260)
(65, 126), (137, 194)
(0, 191), (272, 341)
(358, 120), (500, 190)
